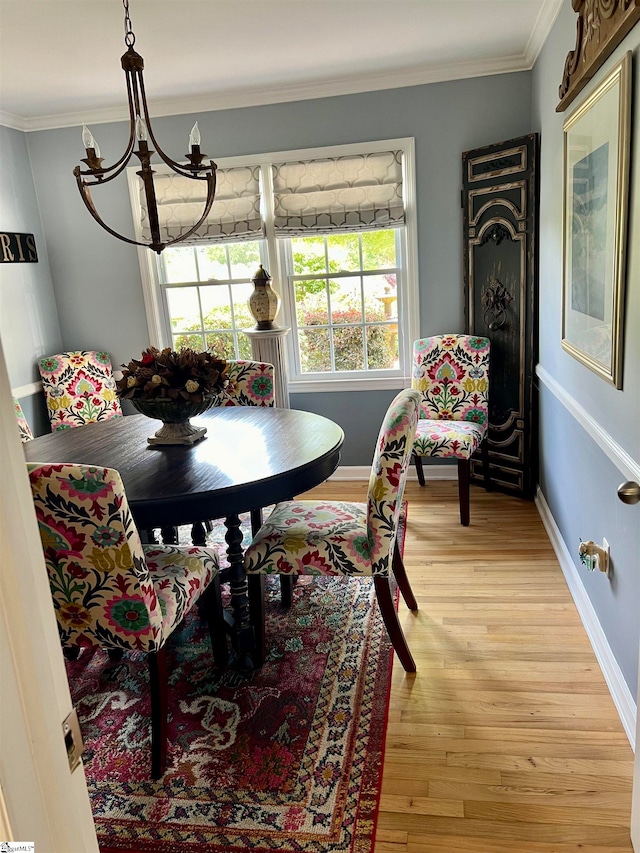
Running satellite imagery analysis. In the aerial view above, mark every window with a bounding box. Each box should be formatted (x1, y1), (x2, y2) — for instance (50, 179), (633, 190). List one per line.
(130, 139), (418, 391)
(286, 231), (400, 374)
(160, 241), (263, 360)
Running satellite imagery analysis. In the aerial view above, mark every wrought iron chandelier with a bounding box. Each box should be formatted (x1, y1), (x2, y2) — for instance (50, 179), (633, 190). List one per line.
(73, 0), (217, 254)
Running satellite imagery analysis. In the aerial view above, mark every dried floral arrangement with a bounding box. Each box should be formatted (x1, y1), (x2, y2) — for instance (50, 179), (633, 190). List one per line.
(116, 347), (228, 404)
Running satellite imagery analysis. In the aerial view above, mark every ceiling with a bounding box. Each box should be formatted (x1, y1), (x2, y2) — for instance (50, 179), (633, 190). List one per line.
(0, 0), (562, 132)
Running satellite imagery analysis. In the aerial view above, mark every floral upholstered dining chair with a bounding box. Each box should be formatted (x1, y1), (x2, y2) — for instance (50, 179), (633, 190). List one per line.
(13, 397), (34, 443)
(27, 462), (228, 778)
(411, 334), (491, 526)
(38, 350), (123, 431)
(220, 360), (275, 407)
(244, 388), (421, 671)
(202, 358), (283, 596)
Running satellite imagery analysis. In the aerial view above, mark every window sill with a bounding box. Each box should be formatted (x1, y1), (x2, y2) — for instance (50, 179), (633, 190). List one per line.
(288, 376), (410, 394)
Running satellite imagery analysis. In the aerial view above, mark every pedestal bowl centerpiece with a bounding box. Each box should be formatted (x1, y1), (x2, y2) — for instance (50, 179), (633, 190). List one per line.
(116, 346), (228, 445)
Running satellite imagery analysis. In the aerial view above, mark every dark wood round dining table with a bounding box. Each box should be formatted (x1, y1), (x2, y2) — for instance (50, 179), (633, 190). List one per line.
(23, 407), (344, 663)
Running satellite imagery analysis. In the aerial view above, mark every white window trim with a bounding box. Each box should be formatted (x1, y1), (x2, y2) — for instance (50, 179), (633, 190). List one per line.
(127, 137), (419, 392)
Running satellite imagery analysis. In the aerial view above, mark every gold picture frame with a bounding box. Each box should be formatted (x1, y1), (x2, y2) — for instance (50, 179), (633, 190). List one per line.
(561, 51), (632, 389)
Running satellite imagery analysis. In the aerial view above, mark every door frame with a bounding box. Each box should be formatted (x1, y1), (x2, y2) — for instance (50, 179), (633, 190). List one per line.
(0, 338), (98, 850)
(633, 652), (640, 848)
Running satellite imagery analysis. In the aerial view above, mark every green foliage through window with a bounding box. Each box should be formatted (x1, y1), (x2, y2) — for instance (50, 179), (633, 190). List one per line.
(291, 230), (399, 373)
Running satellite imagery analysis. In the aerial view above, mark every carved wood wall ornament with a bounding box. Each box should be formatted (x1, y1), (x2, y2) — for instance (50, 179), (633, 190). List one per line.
(482, 277), (513, 331)
(481, 223), (511, 246)
(557, 0), (640, 112)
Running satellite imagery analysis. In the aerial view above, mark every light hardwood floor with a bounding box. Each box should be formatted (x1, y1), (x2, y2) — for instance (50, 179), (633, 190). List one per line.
(302, 478), (635, 853)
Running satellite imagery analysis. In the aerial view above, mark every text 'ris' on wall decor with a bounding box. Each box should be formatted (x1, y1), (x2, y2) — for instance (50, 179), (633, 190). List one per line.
(0, 232), (38, 263)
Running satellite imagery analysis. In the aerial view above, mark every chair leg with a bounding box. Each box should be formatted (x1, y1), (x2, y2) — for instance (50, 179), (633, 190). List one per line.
(481, 436), (491, 492)
(413, 453), (426, 487)
(250, 509), (295, 609)
(202, 575), (229, 668)
(63, 646), (81, 661)
(250, 508), (263, 536)
(392, 541), (418, 611)
(373, 576), (416, 672)
(108, 648), (124, 661)
(248, 574), (266, 669)
(280, 575), (294, 609)
(457, 458), (470, 526)
(148, 647), (168, 779)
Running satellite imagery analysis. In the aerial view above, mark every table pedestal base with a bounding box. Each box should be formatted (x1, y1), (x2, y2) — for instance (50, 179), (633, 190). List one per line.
(224, 513), (256, 669)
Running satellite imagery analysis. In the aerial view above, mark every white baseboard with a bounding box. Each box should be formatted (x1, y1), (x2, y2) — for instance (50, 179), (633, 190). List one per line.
(331, 464), (457, 481)
(536, 486), (636, 749)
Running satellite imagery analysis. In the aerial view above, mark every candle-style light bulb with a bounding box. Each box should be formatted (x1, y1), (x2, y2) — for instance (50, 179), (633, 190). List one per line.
(82, 124), (100, 157)
(189, 122), (201, 149)
(135, 115), (148, 142)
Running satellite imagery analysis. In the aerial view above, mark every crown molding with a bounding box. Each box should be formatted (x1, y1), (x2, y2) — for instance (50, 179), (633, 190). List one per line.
(0, 110), (27, 132)
(6, 53), (535, 134)
(524, 0), (564, 66)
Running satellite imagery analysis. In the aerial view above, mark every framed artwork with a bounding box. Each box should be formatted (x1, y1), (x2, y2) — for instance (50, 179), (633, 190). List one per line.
(561, 51), (632, 389)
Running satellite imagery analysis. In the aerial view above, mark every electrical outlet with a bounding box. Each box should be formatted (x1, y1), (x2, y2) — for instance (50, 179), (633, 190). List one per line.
(578, 539), (610, 575)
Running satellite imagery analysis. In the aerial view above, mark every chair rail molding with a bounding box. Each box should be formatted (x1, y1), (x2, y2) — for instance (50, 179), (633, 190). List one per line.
(11, 380), (42, 398)
(536, 364), (640, 483)
(535, 487), (636, 747)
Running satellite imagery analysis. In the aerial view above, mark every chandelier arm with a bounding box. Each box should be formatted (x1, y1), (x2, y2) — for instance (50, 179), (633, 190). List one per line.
(137, 71), (169, 160)
(75, 69), (138, 184)
(130, 68), (145, 127)
(76, 145), (136, 185)
(91, 67), (137, 177)
(162, 172), (217, 248)
(137, 73), (214, 178)
(74, 173), (159, 250)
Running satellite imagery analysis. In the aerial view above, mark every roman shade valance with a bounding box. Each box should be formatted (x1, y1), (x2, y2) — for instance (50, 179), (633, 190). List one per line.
(138, 165), (263, 245)
(272, 150), (404, 235)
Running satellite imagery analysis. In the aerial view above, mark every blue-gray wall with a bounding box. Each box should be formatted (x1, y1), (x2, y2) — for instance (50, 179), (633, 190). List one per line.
(532, 3), (640, 697)
(0, 125), (62, 435)
(22, 73), (532, 463)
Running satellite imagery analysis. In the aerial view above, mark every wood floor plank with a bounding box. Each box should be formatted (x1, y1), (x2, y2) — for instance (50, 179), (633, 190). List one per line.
(405, 836), (633, 853)
(300, 480), (634, 851)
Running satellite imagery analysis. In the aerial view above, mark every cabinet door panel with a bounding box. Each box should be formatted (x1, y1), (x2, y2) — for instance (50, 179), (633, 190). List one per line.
(463, 134), (539, 498)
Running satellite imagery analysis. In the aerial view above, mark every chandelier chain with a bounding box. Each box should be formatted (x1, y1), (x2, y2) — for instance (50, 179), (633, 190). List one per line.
(123, 0), (136, 48)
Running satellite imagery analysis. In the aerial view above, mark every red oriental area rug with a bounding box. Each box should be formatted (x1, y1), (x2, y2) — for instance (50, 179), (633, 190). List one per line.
(66, 510), (406, 852)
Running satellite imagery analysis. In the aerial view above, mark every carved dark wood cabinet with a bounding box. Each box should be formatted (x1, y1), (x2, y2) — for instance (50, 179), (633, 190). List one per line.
(462, 133), (539, 499)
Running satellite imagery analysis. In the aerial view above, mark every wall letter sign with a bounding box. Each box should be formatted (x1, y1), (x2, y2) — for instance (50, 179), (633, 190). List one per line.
(0, 232), (38, 263)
